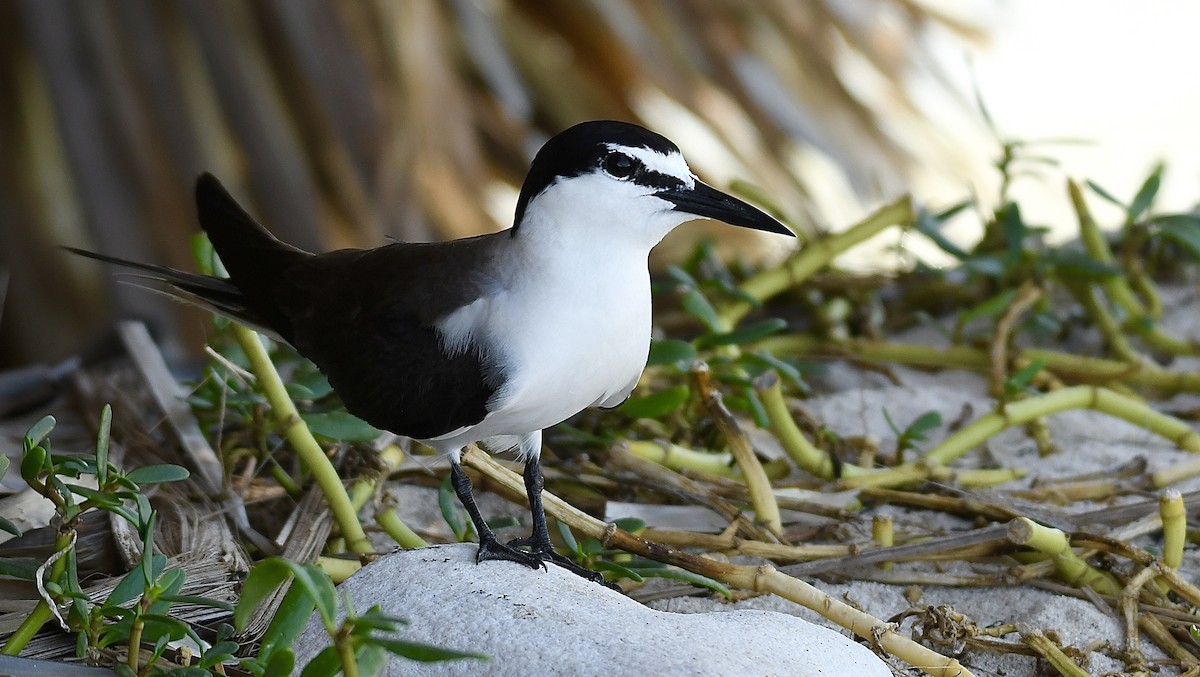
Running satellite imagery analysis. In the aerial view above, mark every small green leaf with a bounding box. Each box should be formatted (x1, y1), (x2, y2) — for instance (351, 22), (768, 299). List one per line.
(695, 318), (787, 348)
(291, 564), (339, 630)
(356, 608), (410, 627)
(1000, 203), (1028, 257)
(263, 648), (297, 677)
(349, 610), (404, 634)
(743, 385), (769, 428)
(612, 517), (645, 533)
(154, 567), (186, 597)
(664, 264), (699, 289)
(139, 510), (158, 587)
(959, 288), (1017, 324)
(0, 557), (41, 580)
(1005, 359), (1047, 395)
(293, 370), (334, 399)
(745, 352), (808, 389)
(905, 411), (943, 441)
(259, 584), (317, 663)
(361, 636), (487, 662)
(961, 255), (1008, 278)
(555, 520), (580, 557)
(1086, 179), (1126, 209)
(125, 464), (191, 486)
(1127, 162), (1164, 221)
(484, 516), (520, 531)
(638, 566), (731, 598)
(0, 516), (20, 537)
(646, 339), (696, 368)
(63, 484), (123, 508)
(141, 613), (191, 642)
(681, 289), (721, 332)
(882, 409), (903, 438)
(438, 475), (467, 541)
(20, 444), (47, 483)
(95, 405), (111, 486)
(106, 554), (164, 607)
(619, 386), (689, 420)
(299, 645), (340, 677)
(235, 558), (296, 630)
(591, 560), (642, 582)
(914, 205), (970, 260)
(355, 643), (390, 675)
(57, 456), (92, 477)
(285, 382), (317, 400)
(23, 415), (56, 450)
(301, 411), (382, 443)
(1153, 214), (1200, 260)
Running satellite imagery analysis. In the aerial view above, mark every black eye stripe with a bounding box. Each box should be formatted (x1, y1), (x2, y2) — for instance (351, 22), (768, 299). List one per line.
(601, 150), (684, 191)
(637, 170), (684, 190)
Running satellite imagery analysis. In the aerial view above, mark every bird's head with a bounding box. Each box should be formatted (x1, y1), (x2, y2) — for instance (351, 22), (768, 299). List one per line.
(514, 120), (793, 249)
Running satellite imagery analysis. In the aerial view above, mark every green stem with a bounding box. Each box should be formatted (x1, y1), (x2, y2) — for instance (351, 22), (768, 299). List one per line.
(317, 556), (363, 584)
(752, 335), (1200, 394)
(1007, 517), (1120, 594)
(757, 375), (841, 480)
(1070, 179), (1147, 318)
(717, 196), (913, 331)
(1160, 489), (1185, 570)
(1, 605), (53, 656)
(1071, 180), (1200, 356)
(1067, 282), (1140, 362)
(127, 601), (146, 673)
(924, 386), (1200, 466)
(348, 444), (405, 512)
(376, 506), (428, 549)
(267, 456), (302, 498)
(232, 325), (373, 554)
(1, 531), (74, 655)
(336, 636), (360, 677)
(625, 440), (790, 480)
(842, 385), (1195, 490)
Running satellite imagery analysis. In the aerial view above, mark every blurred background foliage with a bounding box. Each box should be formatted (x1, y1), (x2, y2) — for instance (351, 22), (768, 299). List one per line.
(0, 0), (984, 367)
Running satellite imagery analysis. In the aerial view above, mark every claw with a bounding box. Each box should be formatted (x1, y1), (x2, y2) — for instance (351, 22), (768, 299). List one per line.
(477, 536), (546, 570)
(505, 537), (621, 591)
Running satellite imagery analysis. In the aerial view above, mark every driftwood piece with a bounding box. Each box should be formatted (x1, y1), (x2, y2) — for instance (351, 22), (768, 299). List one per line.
(236, 486), (333, 647)
(117, 321), (273, 554)
(117, 320), (223, 494)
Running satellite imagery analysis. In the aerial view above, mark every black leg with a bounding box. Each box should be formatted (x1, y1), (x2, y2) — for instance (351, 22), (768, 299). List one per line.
(511, 456), (621, 591)
(450, 461), (543, 570)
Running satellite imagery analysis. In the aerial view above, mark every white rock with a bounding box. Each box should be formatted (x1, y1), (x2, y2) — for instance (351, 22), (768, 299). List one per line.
(294, 544), (889, 676)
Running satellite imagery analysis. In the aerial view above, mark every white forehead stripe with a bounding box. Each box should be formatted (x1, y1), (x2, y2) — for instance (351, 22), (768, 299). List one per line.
(606, 144), (695, 189)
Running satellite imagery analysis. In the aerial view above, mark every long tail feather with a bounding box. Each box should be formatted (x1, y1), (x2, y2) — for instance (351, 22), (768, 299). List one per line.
(62, 246), (275, 334)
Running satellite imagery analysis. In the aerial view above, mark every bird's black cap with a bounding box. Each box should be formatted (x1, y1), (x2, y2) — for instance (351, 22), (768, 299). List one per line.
(514, 121), (681, 226)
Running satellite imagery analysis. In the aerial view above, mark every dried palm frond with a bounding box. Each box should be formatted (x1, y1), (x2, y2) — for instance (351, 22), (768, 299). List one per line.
(0, 0), (986, 364)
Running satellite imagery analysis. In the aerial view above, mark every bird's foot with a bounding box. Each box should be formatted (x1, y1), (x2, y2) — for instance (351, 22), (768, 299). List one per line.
(477, 536), (546, 571)
(505, 537), (622, 591)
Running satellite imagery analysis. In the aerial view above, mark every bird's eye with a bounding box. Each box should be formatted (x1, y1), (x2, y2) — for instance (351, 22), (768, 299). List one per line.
(603, 152), (638, 179)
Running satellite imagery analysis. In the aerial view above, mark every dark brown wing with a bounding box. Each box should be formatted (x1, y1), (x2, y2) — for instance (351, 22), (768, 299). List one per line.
(74, 174), (509, 440)
(274, 239), (507, 439)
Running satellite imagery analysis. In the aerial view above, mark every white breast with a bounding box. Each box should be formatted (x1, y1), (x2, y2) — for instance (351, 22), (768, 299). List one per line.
(482, 251), (650, 435)
(431, 170), (691, 446)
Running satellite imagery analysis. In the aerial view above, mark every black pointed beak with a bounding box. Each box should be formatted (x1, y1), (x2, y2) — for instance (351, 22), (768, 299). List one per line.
(659, 180), (794, 237)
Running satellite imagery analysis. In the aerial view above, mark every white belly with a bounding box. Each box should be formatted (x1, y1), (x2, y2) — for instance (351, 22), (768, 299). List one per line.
(470, 259), (652, 437)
